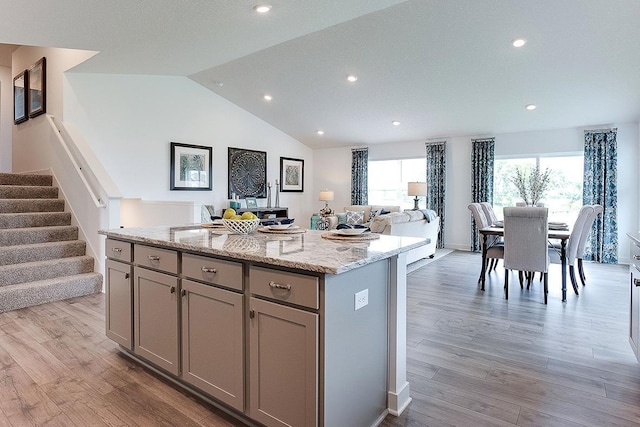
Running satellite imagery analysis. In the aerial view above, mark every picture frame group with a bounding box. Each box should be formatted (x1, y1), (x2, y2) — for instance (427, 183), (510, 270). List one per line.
(13, 57), (47, 125)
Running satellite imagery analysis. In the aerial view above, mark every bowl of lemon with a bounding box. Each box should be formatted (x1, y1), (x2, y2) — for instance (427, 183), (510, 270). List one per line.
(222, 209), (261, 234)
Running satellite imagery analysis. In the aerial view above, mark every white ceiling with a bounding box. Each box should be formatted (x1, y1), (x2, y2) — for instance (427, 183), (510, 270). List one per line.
(1, 0), (639, 149)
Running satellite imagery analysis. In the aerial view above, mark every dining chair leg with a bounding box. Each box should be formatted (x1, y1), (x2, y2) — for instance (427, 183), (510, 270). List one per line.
(577, 258), (587, 286)
(569, 266), (579, 295)
(543, 272), (548, 304)
(518, 271), (523, 288)
(504, 269), (509, 300)
(492, 259), (499, 271)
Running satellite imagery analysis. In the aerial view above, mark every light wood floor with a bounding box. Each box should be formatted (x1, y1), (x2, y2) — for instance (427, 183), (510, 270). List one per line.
(0, 251), (638, 426)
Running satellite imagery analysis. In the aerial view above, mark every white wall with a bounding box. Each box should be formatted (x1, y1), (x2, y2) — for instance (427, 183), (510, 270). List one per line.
(314, 124), (640, 262)
(0, 65), (12, 172)
(63, 73), (314, 223)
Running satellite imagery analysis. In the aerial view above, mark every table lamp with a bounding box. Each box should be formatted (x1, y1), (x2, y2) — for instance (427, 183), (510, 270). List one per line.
(407, 182), (427, 210)
(319, 190), (334, 216)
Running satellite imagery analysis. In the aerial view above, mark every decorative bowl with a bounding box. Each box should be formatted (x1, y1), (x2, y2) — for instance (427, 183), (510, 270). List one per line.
(222, 219), (261, 234)
(268, 224), (292, 230)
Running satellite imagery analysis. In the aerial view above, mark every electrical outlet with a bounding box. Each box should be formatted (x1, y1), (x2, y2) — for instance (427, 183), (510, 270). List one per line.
(355, 289), (368, 310)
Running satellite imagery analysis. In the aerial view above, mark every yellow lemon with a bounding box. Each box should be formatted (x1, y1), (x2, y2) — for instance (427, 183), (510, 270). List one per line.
(223, 208), (236, 219)
(231, 214), (243, 220)
(241, 212), (256, 220)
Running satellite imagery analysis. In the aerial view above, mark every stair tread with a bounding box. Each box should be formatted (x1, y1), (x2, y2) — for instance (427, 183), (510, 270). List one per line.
(0, 255), (93, 271)
(0, 272), (102, 288)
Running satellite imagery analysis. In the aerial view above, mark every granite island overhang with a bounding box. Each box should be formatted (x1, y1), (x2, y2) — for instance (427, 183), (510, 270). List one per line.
(99, 225), (428, 426)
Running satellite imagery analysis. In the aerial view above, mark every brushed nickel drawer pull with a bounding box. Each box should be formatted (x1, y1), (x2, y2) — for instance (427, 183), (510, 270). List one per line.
(148, 255), (160, 261)
(201, 267), (217, 274)
(634, 255), (640, 261)
(269, 281), (291, 291)
(635, 278), (640, 287)
(111, 248), (122, 253)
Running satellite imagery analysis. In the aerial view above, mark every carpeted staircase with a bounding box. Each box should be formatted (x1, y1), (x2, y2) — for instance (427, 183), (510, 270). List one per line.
(0, 173), (102, 312)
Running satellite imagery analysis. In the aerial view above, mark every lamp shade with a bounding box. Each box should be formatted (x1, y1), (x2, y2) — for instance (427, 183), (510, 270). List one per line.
(319, 190), (334, 202)
(407, 182), (427, 197)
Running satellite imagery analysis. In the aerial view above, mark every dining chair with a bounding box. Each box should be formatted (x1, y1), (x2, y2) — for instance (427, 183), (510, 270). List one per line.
(503, 207), (549, 304)
(576, 204), (603, 286)
(479, 202), (499, 225)
(548, 205), (594, 293)
(468, 203), (504, 276)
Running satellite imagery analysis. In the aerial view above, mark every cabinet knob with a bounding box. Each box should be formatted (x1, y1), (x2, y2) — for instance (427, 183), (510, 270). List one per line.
(201, 266), (217, 274)
(170, 286), (176, 294)
(635, 278), (640, 287)
(148, 255), (160, 261)
(249, 310), (255, 319)
(181, 289), (186, 297)
(124, 273), (130, 279)
(634, 255), (640, 261)
(269, 281), (291, 291)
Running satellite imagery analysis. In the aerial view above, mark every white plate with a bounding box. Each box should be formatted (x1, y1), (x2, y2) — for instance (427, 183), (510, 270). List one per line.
(268, 224), (292, 230)
(334, 228), (369, 235)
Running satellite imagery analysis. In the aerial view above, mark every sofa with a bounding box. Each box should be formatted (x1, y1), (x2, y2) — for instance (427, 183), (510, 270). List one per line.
(326, 205), (440, 264)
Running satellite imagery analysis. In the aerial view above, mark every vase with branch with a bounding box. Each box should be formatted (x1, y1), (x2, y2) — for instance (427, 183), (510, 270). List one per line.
(510, 165), (551, 206)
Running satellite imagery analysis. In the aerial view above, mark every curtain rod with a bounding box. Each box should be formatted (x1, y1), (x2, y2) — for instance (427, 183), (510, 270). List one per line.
(584, 127), (617, 134)
(425, 140), (446, 146)
(471, 137), (495, 142)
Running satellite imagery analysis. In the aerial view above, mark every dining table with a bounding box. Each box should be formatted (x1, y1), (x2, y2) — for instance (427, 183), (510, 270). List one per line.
(479, 225), (573, 302)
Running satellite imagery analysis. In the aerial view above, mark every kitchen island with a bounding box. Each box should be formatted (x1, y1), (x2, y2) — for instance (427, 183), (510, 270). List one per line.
(99, 225), (428, 427)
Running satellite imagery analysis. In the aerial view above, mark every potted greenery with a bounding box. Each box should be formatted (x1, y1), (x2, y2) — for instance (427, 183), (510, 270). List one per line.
(510, 165), (551, 206)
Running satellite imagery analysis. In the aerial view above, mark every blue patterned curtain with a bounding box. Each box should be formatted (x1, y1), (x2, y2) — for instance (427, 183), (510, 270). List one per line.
(583, 129), (617, 263)
(425, 141), (446, 248)
(471, 138), (495, 252)
(351, 147), (368, 205)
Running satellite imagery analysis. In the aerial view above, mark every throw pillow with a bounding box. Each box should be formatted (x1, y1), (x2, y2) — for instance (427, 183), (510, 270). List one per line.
(318, 216), (331, 230)
(346, 210), (365, 225)
(337, 212), (348, 225)
(369, 208), (382, 221)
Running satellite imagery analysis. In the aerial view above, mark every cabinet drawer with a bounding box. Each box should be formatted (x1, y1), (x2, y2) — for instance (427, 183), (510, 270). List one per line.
(182, 253), (243, 291)
(106, 239), (132, 262)
(250, 266), (319, 309)
(134, 244), (178, 274)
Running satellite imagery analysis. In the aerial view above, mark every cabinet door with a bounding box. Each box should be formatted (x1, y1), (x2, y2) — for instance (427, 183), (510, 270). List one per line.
(133, 267), (179, 375)
(249, 298), (318, 427)
(105, 259), (133, 349)
(631, 268), (640, 360)
(181, 279), (244, 411)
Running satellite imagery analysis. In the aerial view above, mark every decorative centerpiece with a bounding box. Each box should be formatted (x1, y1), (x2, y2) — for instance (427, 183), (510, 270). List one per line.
(510, 165), (551, 206)
(222, 208), (260, 234)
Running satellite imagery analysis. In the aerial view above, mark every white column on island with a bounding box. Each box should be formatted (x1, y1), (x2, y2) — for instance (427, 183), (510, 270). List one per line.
(387, 251), (411, 415)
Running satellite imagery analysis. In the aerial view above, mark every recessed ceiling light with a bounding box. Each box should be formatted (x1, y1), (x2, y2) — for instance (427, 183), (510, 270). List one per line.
(316, 130), (325, 135)
(253, 4), (272, 13)
(392, 120), (401, 126)
(346, 75), (358, 82)
(512, 38), (526, 48)
(263, 94), (272, 101)
(525, 104), (537, 110)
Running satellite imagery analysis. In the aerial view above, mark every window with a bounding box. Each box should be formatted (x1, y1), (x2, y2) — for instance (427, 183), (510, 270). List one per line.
(369, 158), (426, 209)
(493, 154), (584, 224)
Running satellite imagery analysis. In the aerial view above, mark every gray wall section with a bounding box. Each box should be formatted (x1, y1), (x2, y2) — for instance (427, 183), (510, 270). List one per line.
(323, 259), (388, 426)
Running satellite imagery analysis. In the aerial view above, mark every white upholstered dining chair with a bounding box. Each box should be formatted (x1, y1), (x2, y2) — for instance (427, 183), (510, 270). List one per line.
(576, 204), (603, 286)
(468, 203), (503, 278)
(503, 207), (550, 304)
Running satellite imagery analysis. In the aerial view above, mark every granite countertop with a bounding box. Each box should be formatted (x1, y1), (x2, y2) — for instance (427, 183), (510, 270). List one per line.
(99, 225), (428, 275)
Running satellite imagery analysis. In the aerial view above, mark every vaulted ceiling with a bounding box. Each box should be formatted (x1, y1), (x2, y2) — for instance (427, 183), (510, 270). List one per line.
(1, 0), (639, 149)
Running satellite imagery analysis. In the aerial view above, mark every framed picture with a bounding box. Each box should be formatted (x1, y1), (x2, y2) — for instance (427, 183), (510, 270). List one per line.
(13, 70), (28, 125)
(28, 57), (46, 118)
(170, 142), (213, 190)
(280, 157), (304, 192)
(245, 197), (258, 208)
(228, 147), (267, 198)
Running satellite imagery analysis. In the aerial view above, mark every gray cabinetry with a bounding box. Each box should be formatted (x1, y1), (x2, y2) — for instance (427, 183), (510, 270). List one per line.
(249, 297), (318, 427)
(105, 239), (133, 350)
(630, 239), (640, 361)
(181, 278), (244, 411)
(133, 244), (180, 375)
(248, 265), (319, 427)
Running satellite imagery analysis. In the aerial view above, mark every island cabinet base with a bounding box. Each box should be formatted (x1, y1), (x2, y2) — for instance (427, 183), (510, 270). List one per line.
(103, 236), (407, 427)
